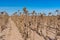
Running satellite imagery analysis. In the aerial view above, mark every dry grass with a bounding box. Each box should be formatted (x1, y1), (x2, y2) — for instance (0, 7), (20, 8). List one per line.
(0, 15), (9, 26)
(11, 14), (60, 40)
(0, 12), (60, 40)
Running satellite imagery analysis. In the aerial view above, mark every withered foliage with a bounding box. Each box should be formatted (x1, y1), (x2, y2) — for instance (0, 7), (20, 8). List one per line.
(0, 8), (60, 40)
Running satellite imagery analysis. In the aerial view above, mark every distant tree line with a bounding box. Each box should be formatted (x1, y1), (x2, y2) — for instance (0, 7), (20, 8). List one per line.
(0, 7), (60, 16)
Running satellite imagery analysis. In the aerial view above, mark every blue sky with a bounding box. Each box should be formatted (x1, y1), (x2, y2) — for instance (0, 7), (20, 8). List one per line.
(0, 0), (60, 15)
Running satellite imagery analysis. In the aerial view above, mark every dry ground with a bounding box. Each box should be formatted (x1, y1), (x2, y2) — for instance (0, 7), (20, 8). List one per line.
(0, 15), (60, 40)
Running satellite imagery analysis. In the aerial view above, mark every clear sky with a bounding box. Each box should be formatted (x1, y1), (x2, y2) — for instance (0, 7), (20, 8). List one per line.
(0, 0), (60, 15)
